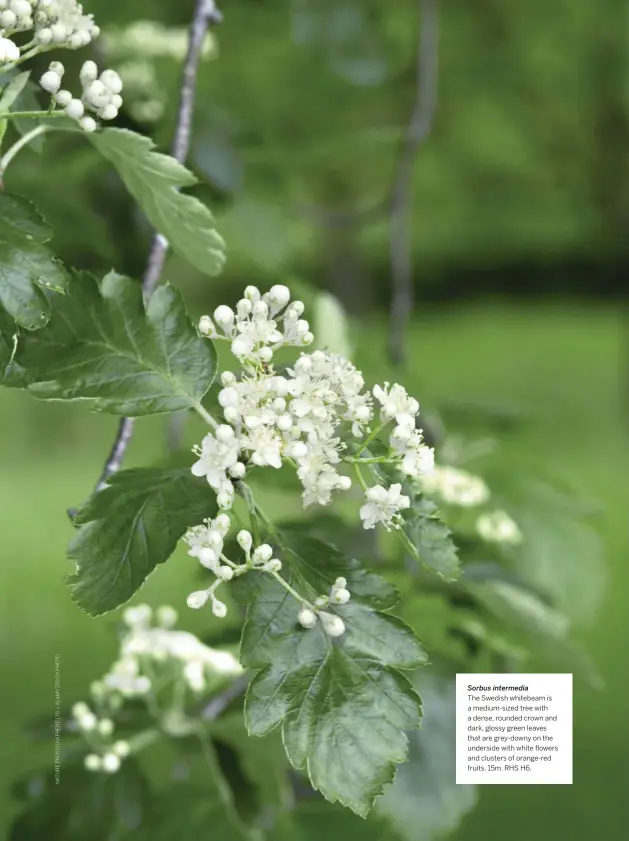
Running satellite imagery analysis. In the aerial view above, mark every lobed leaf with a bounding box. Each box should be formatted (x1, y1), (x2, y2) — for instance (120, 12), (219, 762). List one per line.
(67, 467), (216, 615)
(0, 194), (67, 330)
(11, 271), (216, 415)
(238, 531), (426, 817)
(90, 129), (226, 276)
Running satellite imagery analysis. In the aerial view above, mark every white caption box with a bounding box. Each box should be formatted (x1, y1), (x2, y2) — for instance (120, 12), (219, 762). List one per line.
(456, 673), (572, 784)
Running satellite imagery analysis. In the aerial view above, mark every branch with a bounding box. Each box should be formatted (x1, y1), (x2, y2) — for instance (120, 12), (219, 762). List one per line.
(200, 674), (249, 720)
(387, 0), (439, 366)
(85, 0), (222, 503)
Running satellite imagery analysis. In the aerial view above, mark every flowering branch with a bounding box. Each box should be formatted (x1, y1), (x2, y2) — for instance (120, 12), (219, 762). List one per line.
(91, 0), (222, 497)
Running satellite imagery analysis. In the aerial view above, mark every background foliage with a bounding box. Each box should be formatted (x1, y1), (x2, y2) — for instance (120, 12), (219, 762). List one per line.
(0, 0), (627, 839)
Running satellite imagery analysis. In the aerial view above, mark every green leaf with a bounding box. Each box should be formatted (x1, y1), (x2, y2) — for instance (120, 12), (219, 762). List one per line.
(276, 802), (402, 841)
(0, 307), (23, 385)
(90, 128), (225, 276)
(0, 71), (30, 111)
(468, 579), (570, 640)
(12, 271), (216, 415)
(377, 674), (478, 841)
(405, 496), (460, 581)
(9, 759), (151, 841)
(0, 194), (67, 330)
(137, 784), (253, 841)
(67, 467), (216, 615)
(238, 531), (426, 817)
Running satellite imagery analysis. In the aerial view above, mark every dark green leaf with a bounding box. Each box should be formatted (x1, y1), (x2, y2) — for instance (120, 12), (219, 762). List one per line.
(9, 759), (151, 841)
(0, 194), (67, 330)
(0, 307), (25, 385)
(67, 467), (216, 615)
(238, 531), (425, 817)
(90, 129), (226, 276)
(0, 71), (30, 111)
(12, 271), (216, 415)
(377, 674), (478, 841)
(405, 497), (460, 581)
(137, 784), (253, 841)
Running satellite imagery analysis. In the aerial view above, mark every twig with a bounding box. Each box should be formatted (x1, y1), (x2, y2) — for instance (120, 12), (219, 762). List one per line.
(387, 0), (439, 366)
(200, 674), (249, 720)
(85, 0), (222, 503)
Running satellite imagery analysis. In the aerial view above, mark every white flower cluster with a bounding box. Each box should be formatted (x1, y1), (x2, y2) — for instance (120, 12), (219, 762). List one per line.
(421, 465), (490, 507)
(476, 510), (522, 545)
(194, 286), (434, 518)
(297, 577), (350, 637)
(184, 286), (436, 633)
(185, 522), (282, 618)
(71, 701), (129, 774)
(39, 59), (122, 131)
(0, 0), (99, 64)
(72, 603), (241, 773)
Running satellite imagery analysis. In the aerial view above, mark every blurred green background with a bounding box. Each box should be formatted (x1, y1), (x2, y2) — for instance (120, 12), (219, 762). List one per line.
(1, 0), (628, 838)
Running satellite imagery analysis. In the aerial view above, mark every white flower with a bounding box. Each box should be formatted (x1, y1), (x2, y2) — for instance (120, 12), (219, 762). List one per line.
(373, 382), (419, 427)
(123, 604), (152, 628)
(97, 718), (113, 736)
(390, 425), (435, 478)
(476, 510), (522, 545)
(360, 483), (410, 530)
(65, 97), (84, 119)
(183, 660), (206, 692)
(421, 465), (490, 507)
(0, 37), (19, 62)
(191, 427), (240, 491)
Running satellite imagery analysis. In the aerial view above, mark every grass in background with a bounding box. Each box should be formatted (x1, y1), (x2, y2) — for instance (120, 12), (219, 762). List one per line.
(1, 303), (627, 838)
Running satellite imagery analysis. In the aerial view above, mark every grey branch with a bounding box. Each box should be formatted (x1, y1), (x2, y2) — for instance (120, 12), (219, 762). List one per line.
(200, 674), (249, 720)
(87, 0), (222, 501)
(387, 0), (439, 366)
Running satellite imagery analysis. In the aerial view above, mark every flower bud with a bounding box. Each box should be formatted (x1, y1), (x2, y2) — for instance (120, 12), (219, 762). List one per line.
(229, 462), (246, 479)
(320, 613), (345, 638)
(78, 116), (97, 133)
(113, 740), (130, 758)
(214, 513), (231, 535)
(237, 530), (252, 552)
(263, 559), (282, 572)
(244, 286), (260, 302)
(297, 608), (317, 629)
(221, 371), (237, 387)
(269, 285), (290, 308)
(102, 752), (121, 773)
(214, 305), (234, 328)
(65, 98), (85, 120)
(330, 588), (350, 605)
(252, 544), (273, 564)
(39, 70), (61, 93)
(217, 565), (234, 581)
(55, 89), (72, 106)
(98, 718), (114, 736)
(187, 589), (210, 609)
(156, 605), (178, 627)
(211, 598), (227, 618)
(80, 61), (98, 84)
(84, 753), (101, 771)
